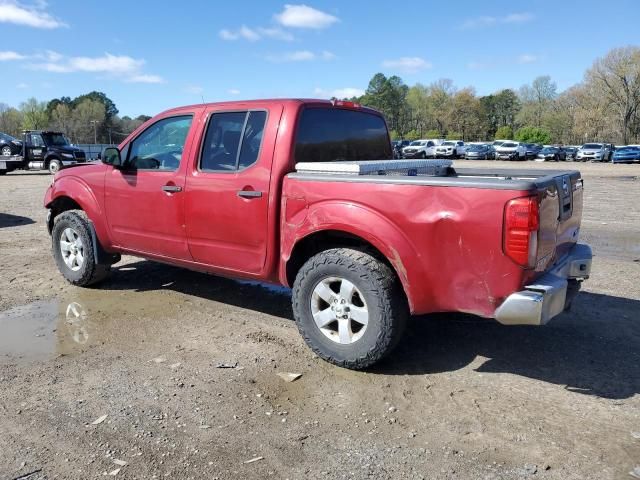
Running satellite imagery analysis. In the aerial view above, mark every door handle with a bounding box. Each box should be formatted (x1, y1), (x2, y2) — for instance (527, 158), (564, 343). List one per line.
(162, 185), (182, 193)
(237, 190), (262, 198)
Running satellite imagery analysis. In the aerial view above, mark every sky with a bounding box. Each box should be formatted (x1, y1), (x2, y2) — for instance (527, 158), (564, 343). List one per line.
(1, 0), (639, 117)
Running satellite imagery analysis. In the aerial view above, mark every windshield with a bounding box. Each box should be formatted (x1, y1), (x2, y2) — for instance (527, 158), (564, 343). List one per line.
(42, 133), (70, 147)
(617, 146), (639, 152)
(541, 147), (557, 153)
(0, 133), (17, 142)
(583, 143), (602, 149)
(295, 107), (391, 163)
(468, 145), (487, 151)
(501, 142), (517, 148)
(441, 141), (455, 146)
(409, 141), (424, 146)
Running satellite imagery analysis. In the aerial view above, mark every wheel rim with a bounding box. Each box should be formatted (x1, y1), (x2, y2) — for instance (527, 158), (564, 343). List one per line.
(60, 227), (85, 271)
(50, 161), (60, 173)
(1, 146), (11, 156)
(310, 276), (369, 345)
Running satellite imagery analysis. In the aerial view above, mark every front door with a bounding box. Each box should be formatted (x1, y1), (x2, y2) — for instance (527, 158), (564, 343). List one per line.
(104, 114), (196, 260)
(25, 133), (46, 162)
(185, 105), (282, 274)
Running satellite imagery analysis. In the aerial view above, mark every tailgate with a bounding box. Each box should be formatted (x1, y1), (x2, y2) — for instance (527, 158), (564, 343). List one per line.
(535, 172), (583, 271)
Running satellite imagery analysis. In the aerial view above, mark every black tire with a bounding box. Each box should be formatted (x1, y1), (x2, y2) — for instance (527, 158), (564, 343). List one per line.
(292, 248), (408, 370)
(52, 210), (110, 286)
(0, 170), (7, 176)
(420, 151), (427, 159)
(48, 158), (62, 174)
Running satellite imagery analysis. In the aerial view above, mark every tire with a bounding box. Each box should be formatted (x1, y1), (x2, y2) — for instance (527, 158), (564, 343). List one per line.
(292, 248), (408, 370)
(0, 170), (7, 175)
(1, 145), (11, 156)
(52, 210), (110, 286)
(420, 152), (427, 159)
(48, 158), (62, 174)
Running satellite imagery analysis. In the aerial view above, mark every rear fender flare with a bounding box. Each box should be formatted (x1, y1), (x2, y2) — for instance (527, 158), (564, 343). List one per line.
(282, 201), (422, 312)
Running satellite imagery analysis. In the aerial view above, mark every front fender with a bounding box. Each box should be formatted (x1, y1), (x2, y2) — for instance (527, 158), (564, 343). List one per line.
(280, 200), (423, 312)
(44, 176), (112, 250)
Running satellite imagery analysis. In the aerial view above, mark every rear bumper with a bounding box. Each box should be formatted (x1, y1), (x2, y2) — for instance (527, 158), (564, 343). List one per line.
(494, 243), (592, 326)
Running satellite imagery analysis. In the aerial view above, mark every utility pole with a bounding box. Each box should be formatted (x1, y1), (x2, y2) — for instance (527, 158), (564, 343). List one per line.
(90, 120), (98, 144)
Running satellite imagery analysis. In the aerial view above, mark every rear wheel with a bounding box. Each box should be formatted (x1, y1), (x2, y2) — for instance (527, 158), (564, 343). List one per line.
(52, 210), (110, 286)
(48, 159), (62, 174)
(292, 248), (408, 370)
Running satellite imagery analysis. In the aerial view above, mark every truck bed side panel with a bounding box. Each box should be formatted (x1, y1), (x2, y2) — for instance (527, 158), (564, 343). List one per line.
(281, 176), (532, 317)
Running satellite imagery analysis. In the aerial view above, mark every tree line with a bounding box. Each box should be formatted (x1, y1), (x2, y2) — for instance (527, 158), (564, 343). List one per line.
(354, 46), (640, 145)
(0, 91), (150, 144)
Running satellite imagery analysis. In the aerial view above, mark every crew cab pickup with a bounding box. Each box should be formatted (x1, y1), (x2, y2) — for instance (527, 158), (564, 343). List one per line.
(44, 99), (592, 369)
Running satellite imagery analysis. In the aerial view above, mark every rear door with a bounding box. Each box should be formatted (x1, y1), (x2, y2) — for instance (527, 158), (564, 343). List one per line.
(104, 114), (197, 259)
(184, 104), (282, 274)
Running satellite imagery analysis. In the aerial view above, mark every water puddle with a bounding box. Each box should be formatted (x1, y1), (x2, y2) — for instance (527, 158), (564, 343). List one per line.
(0, 289), (183, 364)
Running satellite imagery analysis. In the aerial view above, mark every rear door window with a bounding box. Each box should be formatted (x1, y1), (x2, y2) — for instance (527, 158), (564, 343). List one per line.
(294, 107), (391, 163)
(200, 110), (267, 171)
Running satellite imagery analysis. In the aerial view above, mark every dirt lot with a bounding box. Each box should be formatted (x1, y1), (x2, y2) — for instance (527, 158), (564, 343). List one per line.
(0, 161), (639, 480)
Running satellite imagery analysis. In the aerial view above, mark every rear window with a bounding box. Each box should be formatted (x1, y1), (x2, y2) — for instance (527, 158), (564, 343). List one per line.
(294, 107), (391, 163)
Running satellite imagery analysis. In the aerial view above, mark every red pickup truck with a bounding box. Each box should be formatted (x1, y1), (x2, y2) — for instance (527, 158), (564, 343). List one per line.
(44, 99), (592, 369)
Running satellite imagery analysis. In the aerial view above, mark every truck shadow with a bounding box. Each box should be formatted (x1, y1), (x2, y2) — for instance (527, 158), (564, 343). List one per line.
(0, 212), (36, 228)
(106, 260), (638, 400)
(376, 292), (640, 400)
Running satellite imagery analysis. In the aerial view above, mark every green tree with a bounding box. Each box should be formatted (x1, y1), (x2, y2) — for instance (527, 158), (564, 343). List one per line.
(514, 126), (552, 144)
(0, 103), (24, 137)
(20, 98), (49, 130)
(425, 129), (440, 138)
(360, 73), (410, 137)
(494, 125), (513, 140)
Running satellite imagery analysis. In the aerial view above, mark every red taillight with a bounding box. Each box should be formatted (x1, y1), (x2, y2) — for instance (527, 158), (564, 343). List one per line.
(331, 100), (360, 108)
(504, 196), (539, 267)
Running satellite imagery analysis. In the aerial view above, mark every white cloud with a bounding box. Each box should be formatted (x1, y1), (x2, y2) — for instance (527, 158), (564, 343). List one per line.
(16, 82), (28, 88)
(274, 4), (338, 29)
(220, 25), (294, 42)
(265, 49), (335, 63)
(461, 12), (534, 29)
(0, 50), (26, 61)
(517, 54), (538, 64)
(29, 52), (163, 83)
(257, 27), (294, 41)
(127, 74), (164, 84)
(314, 87), (364, 99)
(381, 56), (432, 74)
(228, 89), (241, 95)
(0, 1), (66, 29)
(185, 85), (204, 95)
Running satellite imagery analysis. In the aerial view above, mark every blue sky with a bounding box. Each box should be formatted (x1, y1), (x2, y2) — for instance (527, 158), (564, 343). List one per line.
(1, 0), (639, 117)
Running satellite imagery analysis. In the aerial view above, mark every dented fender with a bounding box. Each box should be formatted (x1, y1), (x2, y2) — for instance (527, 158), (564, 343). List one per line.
(280, 199), (423, 312)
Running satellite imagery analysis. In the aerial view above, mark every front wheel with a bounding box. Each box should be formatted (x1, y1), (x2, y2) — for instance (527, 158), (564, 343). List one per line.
(292, 248), (408, 370)
(48, 159), (62, 174)
(52, 210), (110, 286)
(1, 146), (12, 156)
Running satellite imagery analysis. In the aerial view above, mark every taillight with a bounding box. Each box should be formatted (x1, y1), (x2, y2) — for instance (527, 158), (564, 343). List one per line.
(504, 196), (539, 268)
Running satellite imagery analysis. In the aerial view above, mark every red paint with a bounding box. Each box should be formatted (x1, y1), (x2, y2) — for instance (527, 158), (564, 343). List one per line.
(44, 99), (579, 320)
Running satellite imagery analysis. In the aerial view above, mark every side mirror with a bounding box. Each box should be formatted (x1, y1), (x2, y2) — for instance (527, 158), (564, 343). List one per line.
(102, 147), (122, 168)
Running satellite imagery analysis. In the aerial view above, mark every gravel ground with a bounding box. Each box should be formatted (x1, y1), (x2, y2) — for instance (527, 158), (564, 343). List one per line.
(0, 161), (638, 480)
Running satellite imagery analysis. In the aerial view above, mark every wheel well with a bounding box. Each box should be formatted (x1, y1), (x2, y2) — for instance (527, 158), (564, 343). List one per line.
(47, 196), (82, 233)
(286, 230), (402, 289)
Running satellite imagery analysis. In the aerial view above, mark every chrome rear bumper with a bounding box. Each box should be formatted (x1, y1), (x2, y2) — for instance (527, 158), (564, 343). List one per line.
(494, 243), (592, 326)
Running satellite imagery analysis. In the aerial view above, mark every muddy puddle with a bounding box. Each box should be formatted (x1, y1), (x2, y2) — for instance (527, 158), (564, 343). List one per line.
(0, 289), (184, 364)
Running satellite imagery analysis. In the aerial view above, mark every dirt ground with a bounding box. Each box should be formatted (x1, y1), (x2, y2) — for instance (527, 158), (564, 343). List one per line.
(0, 161), (638, 480)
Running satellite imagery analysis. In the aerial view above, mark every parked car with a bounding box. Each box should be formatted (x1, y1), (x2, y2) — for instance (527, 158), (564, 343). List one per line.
(536, 146), (567, 162)
(392, 140), (411, 159)
(434, 140), (465, 158)
(0, 132), (23, 156)
(495, 141), (527, 160)
(611, 146), (640, 163)
(44, 98), (592, 369)
(0, 130), (87, 175)
(576, 143), (607, 162)
(402, 139), (440, 159)
(522, 143), (542, 159)
(465, 143), (495, 160)
(564, 146), (578, 161)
